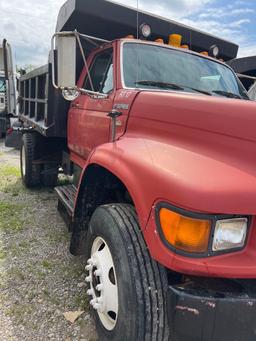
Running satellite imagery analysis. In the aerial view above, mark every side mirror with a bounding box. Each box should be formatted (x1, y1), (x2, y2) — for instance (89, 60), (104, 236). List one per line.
(51, 31), (108, 101)
(56, 34), (77, 88)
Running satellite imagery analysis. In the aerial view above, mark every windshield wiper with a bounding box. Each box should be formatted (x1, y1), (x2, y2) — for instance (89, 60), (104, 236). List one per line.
(212, 90), (244, 99)
(135, 80), (213, 96)
(182, 86), (212, 96)
(135, 80), (184, 90)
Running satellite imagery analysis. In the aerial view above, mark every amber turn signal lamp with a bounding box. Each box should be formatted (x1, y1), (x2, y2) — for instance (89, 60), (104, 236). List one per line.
(125, 35), (134, 39)
(169, 34), (182, 47)
(159, 208), (211, 253)
(200, 51), (209, 56)
(181, 44), (189, 49)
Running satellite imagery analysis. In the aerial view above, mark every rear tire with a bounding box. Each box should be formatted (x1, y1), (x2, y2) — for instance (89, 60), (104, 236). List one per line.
(85, 204), (169, 341)
(20, 133), (41, 188)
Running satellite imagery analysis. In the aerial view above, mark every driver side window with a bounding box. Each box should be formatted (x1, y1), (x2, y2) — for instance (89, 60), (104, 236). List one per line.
(83, 49), (113, 94)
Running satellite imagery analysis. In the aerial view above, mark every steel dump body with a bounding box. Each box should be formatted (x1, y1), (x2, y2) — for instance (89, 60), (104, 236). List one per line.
(57, 0), (238, 61)
(19, 64), (69, 137)
(229, 56), (256, 90)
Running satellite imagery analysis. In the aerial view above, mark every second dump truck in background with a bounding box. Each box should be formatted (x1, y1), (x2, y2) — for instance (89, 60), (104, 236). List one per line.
(17, 0), (256, 340)
(0, 39), (17, 137)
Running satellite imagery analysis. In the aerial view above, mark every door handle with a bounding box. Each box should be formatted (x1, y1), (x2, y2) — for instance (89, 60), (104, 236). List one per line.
(107, 110), (123, 142)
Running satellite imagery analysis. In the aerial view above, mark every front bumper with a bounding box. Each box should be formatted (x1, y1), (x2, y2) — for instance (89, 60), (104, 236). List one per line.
(167, 282), (256, 341)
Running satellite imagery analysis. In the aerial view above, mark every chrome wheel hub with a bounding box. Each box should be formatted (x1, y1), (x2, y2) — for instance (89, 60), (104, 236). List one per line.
(86, 237), (118, 330)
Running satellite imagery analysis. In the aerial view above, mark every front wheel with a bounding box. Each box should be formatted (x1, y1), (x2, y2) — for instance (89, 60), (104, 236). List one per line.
(85, 204), (169, 341)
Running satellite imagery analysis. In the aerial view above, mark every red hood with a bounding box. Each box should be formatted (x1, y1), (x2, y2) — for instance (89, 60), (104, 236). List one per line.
(125, 91), (256, 214)
(130, 90), (256, 141)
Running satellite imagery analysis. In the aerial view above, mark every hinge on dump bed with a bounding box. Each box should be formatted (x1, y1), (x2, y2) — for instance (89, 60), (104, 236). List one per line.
(55, 184), (77, 231)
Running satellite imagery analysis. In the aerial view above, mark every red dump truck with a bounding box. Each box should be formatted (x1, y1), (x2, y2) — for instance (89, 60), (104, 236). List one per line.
(18, 0), (256, 340)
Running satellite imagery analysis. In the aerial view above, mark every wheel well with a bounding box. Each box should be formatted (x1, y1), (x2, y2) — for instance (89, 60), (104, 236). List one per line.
(76, 164), (134, 225)
(70, 164), (134, 255)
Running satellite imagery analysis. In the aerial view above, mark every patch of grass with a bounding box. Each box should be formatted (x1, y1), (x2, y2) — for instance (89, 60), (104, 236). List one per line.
(60, 261), (85, 280)
(74, 290), (89, 310)
(9, 240), (32, 257)
(7, 267), (25, 281)
(0, 248), (6, 260)
(0, 201), (26, 231)
(42, 259), (53, 270)
(6, 303), (33, 323)
(1, 165), (20, 177)
(47, 230), (69, 245)
(0, 164), (25, 195)
(27, 264), (47, 280)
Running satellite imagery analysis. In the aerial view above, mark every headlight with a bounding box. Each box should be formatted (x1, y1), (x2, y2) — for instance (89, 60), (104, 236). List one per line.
(158, 205), (249, 255)
(212, 218), (248, 251)
(159, 208), (211, 253)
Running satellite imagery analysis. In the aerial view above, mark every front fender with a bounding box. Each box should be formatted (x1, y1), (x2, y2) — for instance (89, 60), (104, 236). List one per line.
(73, 136), (256, 277)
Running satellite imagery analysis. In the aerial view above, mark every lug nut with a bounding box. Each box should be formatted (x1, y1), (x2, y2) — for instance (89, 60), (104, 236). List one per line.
(87, 289), (93, 296)
(93, 303), (100, 310)
(97, 297), (103, 303)
(90, 298), (97, 306)
(94, 269), (101, 276)
(92, 259), (98, 266)
(96, 284), (103, 291)
(85, 276), (92, 283)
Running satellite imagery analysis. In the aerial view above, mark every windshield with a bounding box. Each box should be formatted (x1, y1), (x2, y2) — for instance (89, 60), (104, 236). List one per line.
(0, 77), (6, 93)
(122, 42), (248, 100)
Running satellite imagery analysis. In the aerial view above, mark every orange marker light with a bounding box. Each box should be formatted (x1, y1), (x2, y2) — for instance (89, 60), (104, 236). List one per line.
(169, 34), (182, 47)
(200, 51), (209, 56)
(181, 44), (189, 49)
(125, 35), (134, 39)
(159, 208), (211, 253)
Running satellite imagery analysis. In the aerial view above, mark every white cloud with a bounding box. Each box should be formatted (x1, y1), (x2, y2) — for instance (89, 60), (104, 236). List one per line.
(238, 45), (256, 58)
(199, 7), (255, 19)
(111, 0), (213, 18)
(0, 0), (65, 67)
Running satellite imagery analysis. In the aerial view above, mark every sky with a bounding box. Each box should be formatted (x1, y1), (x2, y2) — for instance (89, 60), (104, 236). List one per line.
(0, 0), (256, 68)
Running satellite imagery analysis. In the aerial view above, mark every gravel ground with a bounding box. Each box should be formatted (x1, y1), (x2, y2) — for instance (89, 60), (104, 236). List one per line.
(0, 139), (97, 341)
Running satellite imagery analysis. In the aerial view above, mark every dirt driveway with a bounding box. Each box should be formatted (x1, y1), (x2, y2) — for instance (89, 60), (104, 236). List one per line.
(0, 139), (97, 340)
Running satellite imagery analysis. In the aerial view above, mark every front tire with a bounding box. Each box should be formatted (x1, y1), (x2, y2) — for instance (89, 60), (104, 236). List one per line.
(20, 133), (41, 188)
(85, 204), (169, 341)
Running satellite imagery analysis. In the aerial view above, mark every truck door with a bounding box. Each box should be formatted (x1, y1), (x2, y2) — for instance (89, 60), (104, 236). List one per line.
(68, 47), (115, 161)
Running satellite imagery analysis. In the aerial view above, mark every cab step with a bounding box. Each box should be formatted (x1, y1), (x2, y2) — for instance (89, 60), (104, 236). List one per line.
(55, 184), (77, 231)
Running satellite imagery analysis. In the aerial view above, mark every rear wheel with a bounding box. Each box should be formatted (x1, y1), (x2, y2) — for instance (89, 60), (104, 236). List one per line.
(85, 204), (169, 341)
(20, 133), (41, 188)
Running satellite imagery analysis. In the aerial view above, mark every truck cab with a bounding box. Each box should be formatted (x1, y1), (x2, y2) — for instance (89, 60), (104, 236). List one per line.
(17, 0), (256, 340)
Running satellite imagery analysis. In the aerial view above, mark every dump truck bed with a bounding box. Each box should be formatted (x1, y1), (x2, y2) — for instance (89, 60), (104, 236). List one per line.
(228, 56), (256, 90)
(18, 64), (69, 137)
(57, 0), (238, 61)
